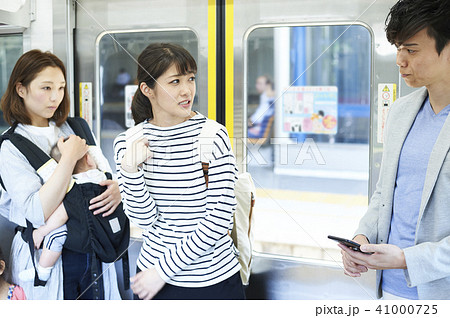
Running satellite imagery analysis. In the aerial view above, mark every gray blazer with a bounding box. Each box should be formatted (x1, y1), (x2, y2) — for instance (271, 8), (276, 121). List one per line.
(356, 87), (450, 300)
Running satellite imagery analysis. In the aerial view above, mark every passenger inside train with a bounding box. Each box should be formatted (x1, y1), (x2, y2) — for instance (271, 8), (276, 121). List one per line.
(247, 75), (275, 141)
(0, 0), (449, 303)
(114, 43), (245, 300)
(340, 0), (450, 300)
(0, 50), (122, 300)
(114, 68), (131, 98)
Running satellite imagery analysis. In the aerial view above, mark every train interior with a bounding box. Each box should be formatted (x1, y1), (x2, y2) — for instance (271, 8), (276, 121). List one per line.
(0, 0), (418, 300)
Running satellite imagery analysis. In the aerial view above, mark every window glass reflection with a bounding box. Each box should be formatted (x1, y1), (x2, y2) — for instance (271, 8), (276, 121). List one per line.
(246, 25), (371, 261)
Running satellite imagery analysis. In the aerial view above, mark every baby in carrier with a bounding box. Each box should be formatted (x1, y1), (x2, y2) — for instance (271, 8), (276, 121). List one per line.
(19, 144), (107, 283)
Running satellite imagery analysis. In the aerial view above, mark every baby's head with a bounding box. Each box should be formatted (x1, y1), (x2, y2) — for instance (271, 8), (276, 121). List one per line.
(0, 246), (8, 282)
(51, 143), (97, 174)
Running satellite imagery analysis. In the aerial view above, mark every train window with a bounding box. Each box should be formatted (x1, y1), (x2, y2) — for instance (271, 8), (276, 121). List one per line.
(0, 33), (22, 130)
(245, 24), (371, 261)
(96, 29), (198, 169)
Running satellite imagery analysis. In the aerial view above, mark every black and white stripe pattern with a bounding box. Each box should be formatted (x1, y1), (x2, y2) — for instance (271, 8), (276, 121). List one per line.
(44, 225), (68, 252)
(114, 113), (240, 287)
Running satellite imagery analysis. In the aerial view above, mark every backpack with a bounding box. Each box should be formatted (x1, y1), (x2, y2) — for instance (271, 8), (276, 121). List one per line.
(196, 118), (256, 285)
(0, 117), (129, 295)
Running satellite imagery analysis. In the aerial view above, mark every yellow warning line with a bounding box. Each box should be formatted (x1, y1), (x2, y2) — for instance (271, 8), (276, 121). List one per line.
(255, 188), (368, 206)
(79, 82), (83, 116)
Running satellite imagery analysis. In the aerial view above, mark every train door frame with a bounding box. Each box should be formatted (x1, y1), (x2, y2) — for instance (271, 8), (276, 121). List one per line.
(93, 27), (199, 143)
(229, 0), (401, 299)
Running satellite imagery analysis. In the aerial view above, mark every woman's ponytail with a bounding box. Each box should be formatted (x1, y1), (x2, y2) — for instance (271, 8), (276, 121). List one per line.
(131, 86), (153, 124)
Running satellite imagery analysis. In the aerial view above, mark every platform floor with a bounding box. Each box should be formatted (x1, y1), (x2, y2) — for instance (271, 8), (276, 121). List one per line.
(247, 141), (369, 262)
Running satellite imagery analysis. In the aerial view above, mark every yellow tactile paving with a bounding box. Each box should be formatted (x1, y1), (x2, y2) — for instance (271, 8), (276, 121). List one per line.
(255, 188), (368, 206)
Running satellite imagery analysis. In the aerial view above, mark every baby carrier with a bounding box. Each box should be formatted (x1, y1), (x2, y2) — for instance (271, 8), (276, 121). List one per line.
(0, 117), (130, 299)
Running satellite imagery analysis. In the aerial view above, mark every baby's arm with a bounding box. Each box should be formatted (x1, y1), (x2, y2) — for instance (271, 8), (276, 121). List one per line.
(33, 203), (68, 249)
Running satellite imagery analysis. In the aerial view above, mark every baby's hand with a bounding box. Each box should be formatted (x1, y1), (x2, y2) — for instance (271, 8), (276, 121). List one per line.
(33, 228), (45, 249)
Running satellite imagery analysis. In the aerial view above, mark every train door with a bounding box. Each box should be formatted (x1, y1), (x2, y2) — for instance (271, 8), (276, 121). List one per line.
(231, 0), (402, 299)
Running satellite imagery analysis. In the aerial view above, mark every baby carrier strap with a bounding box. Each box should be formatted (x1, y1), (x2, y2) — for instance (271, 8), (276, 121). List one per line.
(0, 117), (95, 182)
(20, 220), (48, 287)
(0, 117), (95, 190)
(66, 116), (96, 146)
(0, 122), (53, 192)
(7, 133), (51, 170)
(0, 124), (16, 190)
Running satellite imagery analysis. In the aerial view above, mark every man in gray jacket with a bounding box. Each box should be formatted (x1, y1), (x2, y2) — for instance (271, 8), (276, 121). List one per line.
(340, 0), (450, 300)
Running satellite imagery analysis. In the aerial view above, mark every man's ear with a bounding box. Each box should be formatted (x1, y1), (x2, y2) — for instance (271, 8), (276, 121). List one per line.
(16, 82), (26, 98)
(140, 82), (153, 98)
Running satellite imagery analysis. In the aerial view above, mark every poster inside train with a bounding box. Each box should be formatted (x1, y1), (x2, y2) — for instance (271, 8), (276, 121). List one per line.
(282, 86), (338, 134)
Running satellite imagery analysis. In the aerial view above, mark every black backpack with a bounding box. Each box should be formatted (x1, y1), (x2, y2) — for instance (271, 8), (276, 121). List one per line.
(0, 117), (129, 297)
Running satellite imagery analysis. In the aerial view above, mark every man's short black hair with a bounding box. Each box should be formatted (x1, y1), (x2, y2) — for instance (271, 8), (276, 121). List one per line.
(385, 0), (450, 55)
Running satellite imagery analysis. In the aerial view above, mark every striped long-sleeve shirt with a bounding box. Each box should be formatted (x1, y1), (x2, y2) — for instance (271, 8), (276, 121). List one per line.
(113, 112), (240, 287)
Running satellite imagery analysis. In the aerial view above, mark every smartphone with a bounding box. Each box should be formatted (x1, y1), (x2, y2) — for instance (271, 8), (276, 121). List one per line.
(328, 235), (373, 255)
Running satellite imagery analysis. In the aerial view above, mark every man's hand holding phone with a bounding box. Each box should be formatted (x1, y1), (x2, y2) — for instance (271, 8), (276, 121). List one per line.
(338, 234), (370, 277)
(338, 234), (407, 277)
(328, 235), (372, 254)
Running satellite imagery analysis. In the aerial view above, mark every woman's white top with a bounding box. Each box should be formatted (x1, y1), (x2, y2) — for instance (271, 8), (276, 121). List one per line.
(114, 112), (240, 287)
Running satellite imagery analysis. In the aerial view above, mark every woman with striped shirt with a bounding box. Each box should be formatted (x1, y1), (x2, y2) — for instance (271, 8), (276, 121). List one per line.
(113, 43), (244, 300)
